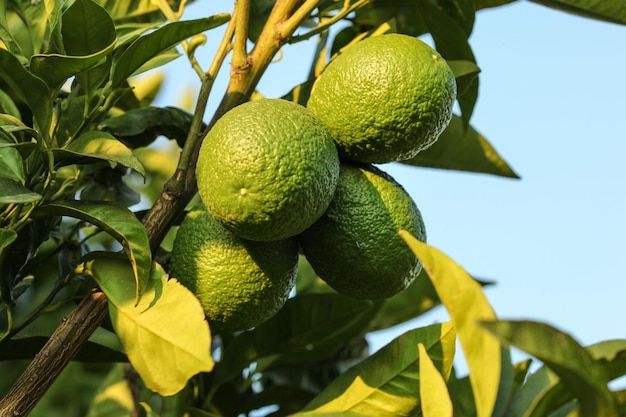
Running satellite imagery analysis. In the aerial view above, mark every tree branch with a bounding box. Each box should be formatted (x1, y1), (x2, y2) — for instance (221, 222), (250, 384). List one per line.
(0, 290), (109, 417)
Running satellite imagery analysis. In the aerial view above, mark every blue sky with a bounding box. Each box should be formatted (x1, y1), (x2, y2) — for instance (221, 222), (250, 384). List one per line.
(154, 1), (625, 376)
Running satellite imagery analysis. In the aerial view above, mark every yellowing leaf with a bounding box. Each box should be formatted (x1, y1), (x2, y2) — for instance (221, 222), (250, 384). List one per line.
(400, 231), (512, 417)
(301, 322), (456, 417)
(86, 252), (214, 396)
(419, 343), (453, 417)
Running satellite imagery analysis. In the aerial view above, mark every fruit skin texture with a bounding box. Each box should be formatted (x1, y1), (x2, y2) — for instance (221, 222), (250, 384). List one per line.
(196, 98), (340, 242)
(170, 208), (299, 333)
(299, 163), (426, 300)
(307, 33), (457, 164)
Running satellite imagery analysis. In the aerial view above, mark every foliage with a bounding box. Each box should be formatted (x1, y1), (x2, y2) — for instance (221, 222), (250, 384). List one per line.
(0, 0), (625, 416)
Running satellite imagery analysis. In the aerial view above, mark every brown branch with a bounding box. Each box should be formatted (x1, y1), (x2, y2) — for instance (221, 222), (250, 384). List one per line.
(0, 290), (109, 417)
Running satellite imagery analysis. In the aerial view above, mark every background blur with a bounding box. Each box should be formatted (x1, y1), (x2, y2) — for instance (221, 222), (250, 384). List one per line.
(150, 0), (625, 381)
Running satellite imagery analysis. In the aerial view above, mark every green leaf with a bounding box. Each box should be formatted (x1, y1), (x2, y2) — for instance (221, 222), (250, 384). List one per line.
(481, 320), (619, 417)
(0, 48), (52, 135)
(94, 0), (177, 23)
(111, 14), (230, 87)
(400, 231), (513, 417)
(447, 59), (481, 96)
(0, 178), (42, 203)
(85, 253), (214, 396)
(30, 40), (117, 89)
(0, 336), (127, 362)
(505, 365), (567, 417)
(301, 322), (456, 416)
(213, 294), (376, 389)
(0, 229), (17, 251)
(33, 200), (151, 301)
(419, 343), (454, 417)
(354, 1), (428, 37)
(587, 339), (626, 382)
(475, 0), (517, 9)
(529, 0), (626, 25)
(414, 0), (478, 125)
(98, 106), (199, 148)
(0, 146), (25, 183)
(402, 115), (520, 178)
(86, 364), (134, 417)
(62, 0), (117, 56)
(52, 131), (146, 176)
(0, 0), (50, 58)
(368, 269), (494, 332)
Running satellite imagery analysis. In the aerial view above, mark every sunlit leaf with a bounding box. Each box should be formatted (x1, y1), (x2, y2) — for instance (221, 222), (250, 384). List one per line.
(86, 364), (134, 417)
(52, 131), (146, 176)
(587, 339), (626, 382)
(447, 59), (481, 96)
(86, 253), (214, 396)
(481, 320), (619, 417)
(301, 322), (456, 416)
(0, 48), (52, 135)
(419, 343), (454, 417)
(529, 0), (626, 24)
(111, 14), (230, 87)
(33, 200), (151, 300)
(0, 178), (41, 203)
(402, 115), (520, 178)
(400, 231), (513, 417)
(30, 40), (117, 89)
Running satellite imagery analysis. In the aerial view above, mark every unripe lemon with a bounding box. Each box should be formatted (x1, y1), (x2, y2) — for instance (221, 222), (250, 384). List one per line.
(299, 163), (426, 299)
(307, 33), (456, 163)
(196, 98), (340, 241)
(171, 208), (299, 333)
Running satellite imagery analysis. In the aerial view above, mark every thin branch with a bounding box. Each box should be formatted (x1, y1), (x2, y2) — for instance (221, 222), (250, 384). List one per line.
(279, 0), (321, 39)
(231, 0), (250, 72)
(290, 0), (370, 43)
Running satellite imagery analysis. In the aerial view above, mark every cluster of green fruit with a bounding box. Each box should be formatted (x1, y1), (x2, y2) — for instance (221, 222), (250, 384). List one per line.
(170, 34), (457, 333)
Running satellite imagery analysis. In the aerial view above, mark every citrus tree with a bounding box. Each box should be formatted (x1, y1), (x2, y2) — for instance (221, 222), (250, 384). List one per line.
(1, 1), (625, 416)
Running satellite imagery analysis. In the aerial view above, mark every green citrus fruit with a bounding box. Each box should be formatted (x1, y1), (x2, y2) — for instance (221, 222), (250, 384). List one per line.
(307, 33), (457, 163)
(299, 163), (426, 299)
(196, 98), (339, 241)
(170, 208), (299, 332)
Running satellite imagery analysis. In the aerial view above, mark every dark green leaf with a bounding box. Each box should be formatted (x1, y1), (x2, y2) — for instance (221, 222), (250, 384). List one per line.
(438, 0), (476, 36)
(301, 323), (456, 416)
(281, 78), (316, 107)
(0, 336), (127, 362)
(587, 339), (626, 382)
(402, 115), (520, 178)
(447, 59), (481, 95)
(481, 320), (619, 417)
(30, 40), (117, 89)
(475, 0), (517, 9)
(52, 131), (146, 176)
(354, 0), (428, 37)
(505, 365), (567, 417)
(0, 146), (25, 183)
(414, 0), (478, 124)
(98, 106), (198, 148)
(0, 48), (52, 134)
(62, 0), (117, 56)
(248, 0), (275, 42)
(111, 14), (230, 87)
(368, 269), (494, 332)
(213, 294), (376, 389)
(0, 229), (17, 252)
(33, 200), (151, 300)
(529, 0), (626, 25)
(0, 178), (41, 203)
